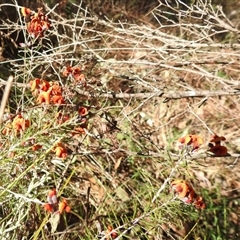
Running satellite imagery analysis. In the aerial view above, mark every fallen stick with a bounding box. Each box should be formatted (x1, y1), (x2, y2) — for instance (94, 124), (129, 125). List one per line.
(0, 75), (13, 124)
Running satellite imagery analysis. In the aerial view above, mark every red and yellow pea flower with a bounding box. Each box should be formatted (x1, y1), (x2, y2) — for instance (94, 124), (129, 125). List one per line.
(58, 199), (71, 214)
(2, 114), (30, 135)
(178, 134), (203, 151)
(21, 7), (50, 38)
(52, 142), (68, 158)
(21, 7), (31, 17)
(171, 179), (205, 209)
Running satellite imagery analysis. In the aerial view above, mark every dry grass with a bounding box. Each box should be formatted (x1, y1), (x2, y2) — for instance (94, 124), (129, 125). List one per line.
(0, 0), (240, 239)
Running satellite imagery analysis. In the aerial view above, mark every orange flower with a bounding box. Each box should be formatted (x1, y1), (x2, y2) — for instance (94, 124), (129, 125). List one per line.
(30, 79), (66, 105)
(32, 144), (42, 151)
(21, 7), (31, 17)
(78, 106), (88, 117)
(209, 144), (228, 156)
(171, 179), (190, 198)
(171, 179), (205, 209)
(37, 89), (51, 104)
(71, 66), (85, 82)
(44, 190), (71, 214)
(50, 82), (62, 95)
(2, 115), (30, 135)
(12, 114), (30, 133)
(2, 122), (12, 135)
(29, 78), (41, 92)
(72, 66), (81, 75)
(44, 203), (54, 212)
(185, 187), (198, 204)
(51, 95), (65, 104)
(208, 134), (229, 156)
(62, 66), (73, 77)
(71, 125), (87, 136)
(53, 142), (68, 158)
(74, 73), (85, 82)
(29, 79), (52, 97)
(178, 134), (203, 150)
(2, 128), (8, 135)
(194, 196), (206, 209)
(40, 80), (51, 92)
(26, 8), (50, 38)
(210, 134), (226, 143)
(63, 66), (85, 83)
(106, 226), (118, 239)
(44, 189), (58, 213)
(58, 199), (71, 213)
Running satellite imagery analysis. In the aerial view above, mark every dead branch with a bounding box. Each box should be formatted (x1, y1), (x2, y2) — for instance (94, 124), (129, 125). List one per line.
(75, 88), (240, 100)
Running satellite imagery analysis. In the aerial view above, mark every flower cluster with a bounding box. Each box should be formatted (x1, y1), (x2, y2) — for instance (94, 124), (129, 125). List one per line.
(21, 7), (50, 38)
(2, 114), (30, 135)
(63, 65), (86, 84)
(29, 79), (65, 105)
(178, 133), (229, 156)
(171, 179), (205, 209)
(44, 189), (71, 214)
(178, 134), (203, 151)
(208, 134), (229, 156)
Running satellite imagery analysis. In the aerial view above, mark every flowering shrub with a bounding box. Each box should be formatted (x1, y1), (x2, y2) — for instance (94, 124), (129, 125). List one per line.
(1, 3), (235, 239)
